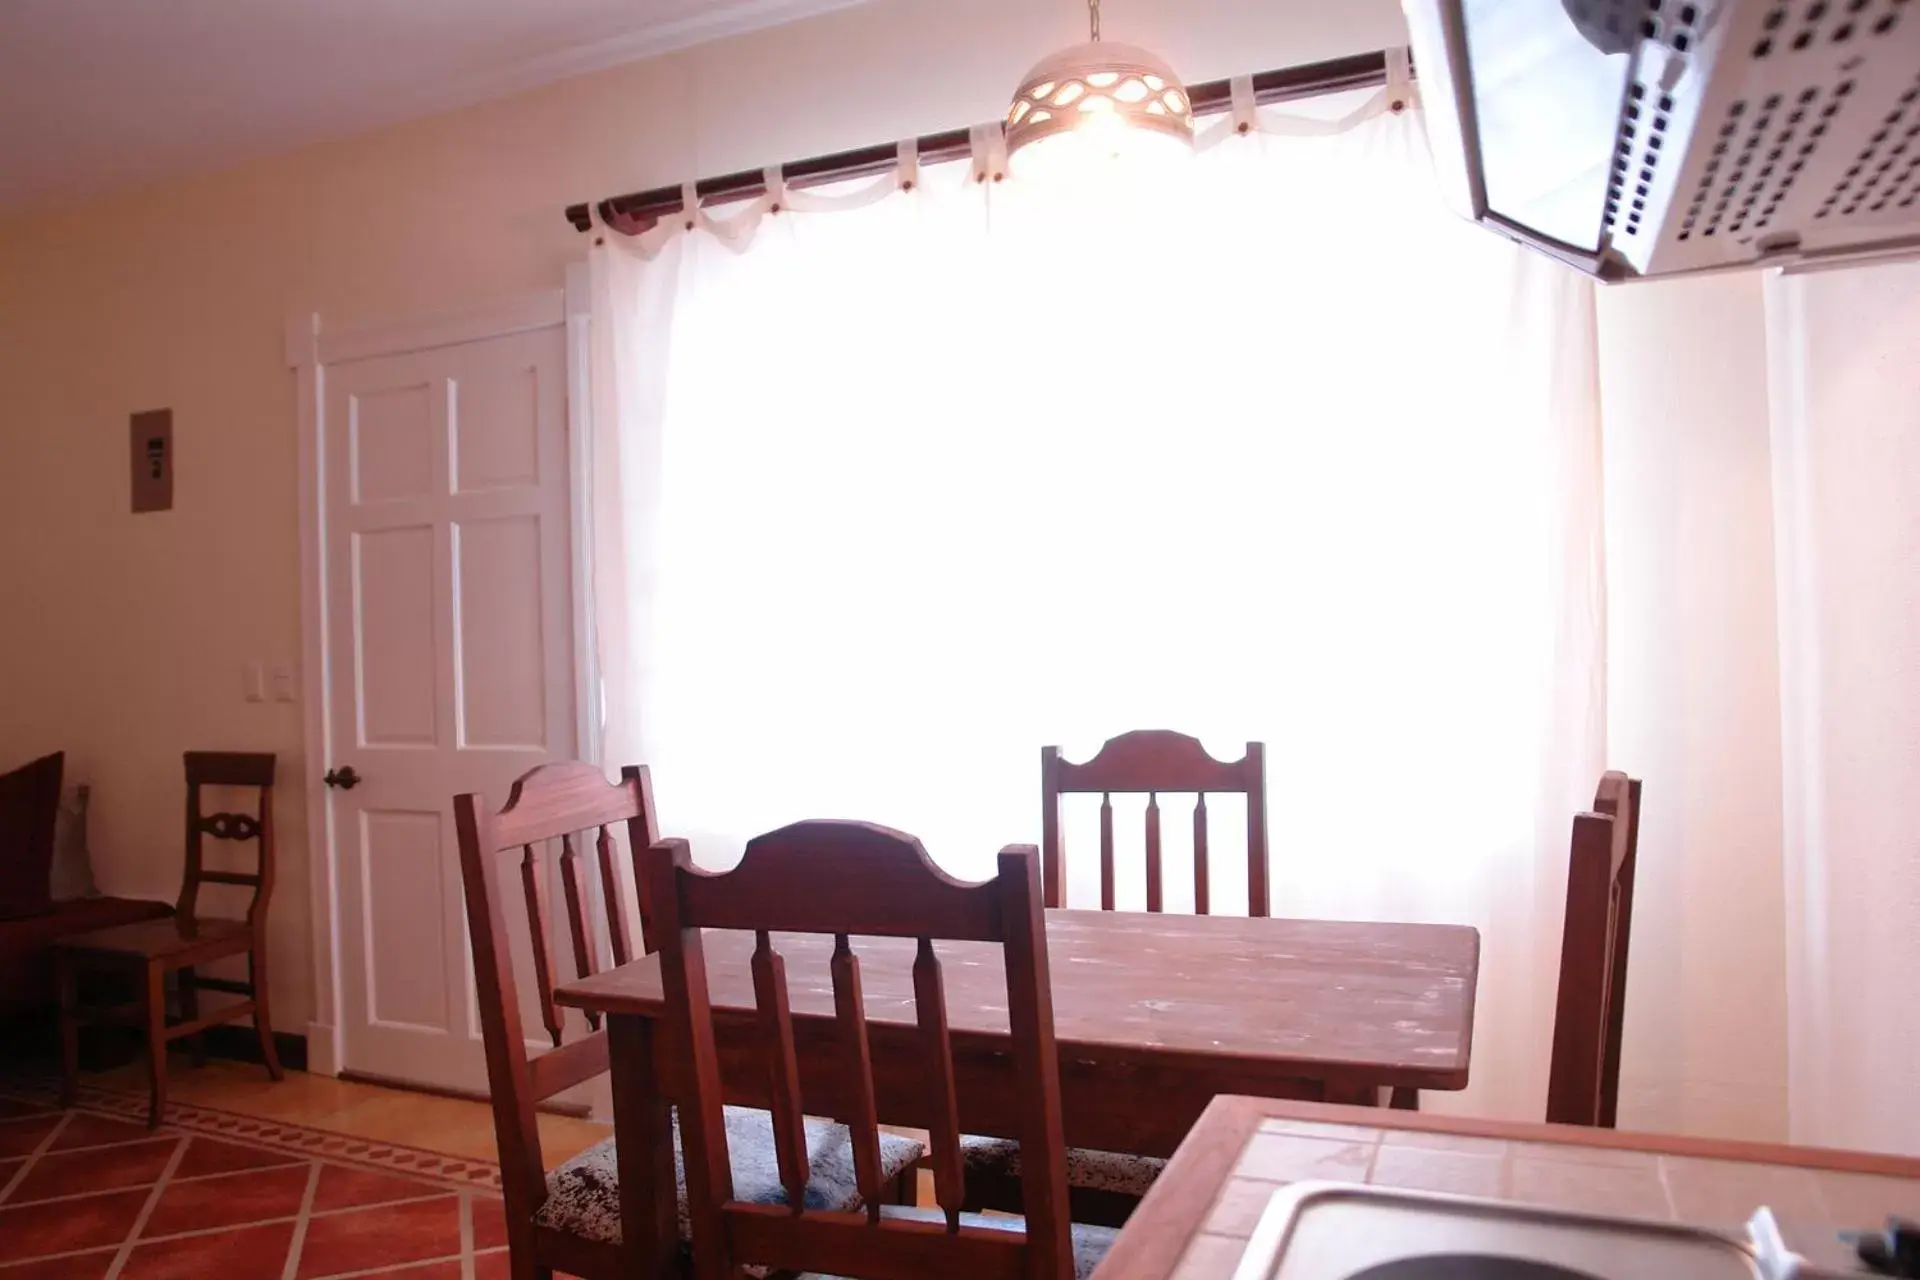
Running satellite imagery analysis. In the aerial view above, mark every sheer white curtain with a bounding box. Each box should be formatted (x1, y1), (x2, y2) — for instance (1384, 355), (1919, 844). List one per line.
(1765, 262), (1920, 1156)
(590, 95), (1605, 1118)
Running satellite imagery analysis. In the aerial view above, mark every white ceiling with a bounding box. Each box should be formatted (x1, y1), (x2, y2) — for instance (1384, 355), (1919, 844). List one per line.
(0, 0), (865, 215)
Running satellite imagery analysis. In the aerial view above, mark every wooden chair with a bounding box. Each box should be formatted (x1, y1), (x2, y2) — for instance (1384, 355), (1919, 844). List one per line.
(55, 752), (280, 1127)
(966, 731), (1271, 1225)
(454, 764), (921, 1280)
(1041, 731), (1269, 917)
(1546, 770), (1642, 1128)
(647, 822), (1115, 1280)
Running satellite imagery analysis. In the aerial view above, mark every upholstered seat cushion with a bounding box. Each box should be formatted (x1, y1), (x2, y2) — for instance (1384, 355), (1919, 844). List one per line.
(960, 1134), (1166, 1198)
(812, 1208), (1116, 1280)
(536, 1106), (925, 1246)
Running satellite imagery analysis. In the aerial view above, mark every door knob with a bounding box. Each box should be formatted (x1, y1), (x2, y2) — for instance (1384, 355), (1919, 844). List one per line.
(323, 766), (362, 791)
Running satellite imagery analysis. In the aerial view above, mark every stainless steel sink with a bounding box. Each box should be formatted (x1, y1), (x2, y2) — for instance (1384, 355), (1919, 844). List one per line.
(1231, 1183), (1857, 1280)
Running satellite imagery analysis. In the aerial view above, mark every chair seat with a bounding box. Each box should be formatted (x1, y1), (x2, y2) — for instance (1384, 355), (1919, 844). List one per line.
(536, 1105), (925, 1246)
(54, 915), (249, 960)
(812, 1207), (1116, 1280)
(960, 1134), (1167, 1198)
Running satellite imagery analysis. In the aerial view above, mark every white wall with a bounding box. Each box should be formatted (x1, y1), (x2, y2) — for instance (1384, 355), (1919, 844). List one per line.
(0, 0), (1407, 1043)
(1768, 263), (1920, 1157)
(1596, 274), (1791, 1142)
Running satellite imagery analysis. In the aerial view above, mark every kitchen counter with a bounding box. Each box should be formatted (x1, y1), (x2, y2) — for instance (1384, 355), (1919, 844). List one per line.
(1092, 1096), (1920, 1279)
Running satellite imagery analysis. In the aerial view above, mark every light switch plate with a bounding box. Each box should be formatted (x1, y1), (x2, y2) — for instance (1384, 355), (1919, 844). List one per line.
(271, 664), (297, 703)
(130, 409), (173, 513)
(243, 662), (266, 703)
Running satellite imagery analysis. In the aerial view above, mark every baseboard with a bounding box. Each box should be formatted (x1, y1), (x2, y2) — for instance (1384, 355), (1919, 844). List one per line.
(338, 1068), (591, 1119)
(198, 1025), (309, 1074)
(0, 1012), (306, 1075)
(305, 1021), (341, 1077)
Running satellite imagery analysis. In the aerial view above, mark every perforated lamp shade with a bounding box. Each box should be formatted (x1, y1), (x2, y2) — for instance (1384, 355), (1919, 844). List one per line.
(1004, 40), (1195, 174)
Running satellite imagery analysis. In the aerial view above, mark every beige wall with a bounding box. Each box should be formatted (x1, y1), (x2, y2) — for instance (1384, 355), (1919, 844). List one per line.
(0, 0), (1408, 1039)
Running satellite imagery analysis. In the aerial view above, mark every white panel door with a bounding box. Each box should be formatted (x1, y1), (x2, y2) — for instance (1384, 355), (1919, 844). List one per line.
(324, 324), (576, 1092)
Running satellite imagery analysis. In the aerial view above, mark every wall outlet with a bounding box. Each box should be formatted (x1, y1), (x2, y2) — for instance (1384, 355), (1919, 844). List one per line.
(271, 664), (297, 703)
(243, 662), (266, 703)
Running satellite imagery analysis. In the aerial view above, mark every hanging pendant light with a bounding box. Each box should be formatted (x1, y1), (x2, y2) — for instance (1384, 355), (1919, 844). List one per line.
(1004, 0), (1194, 176)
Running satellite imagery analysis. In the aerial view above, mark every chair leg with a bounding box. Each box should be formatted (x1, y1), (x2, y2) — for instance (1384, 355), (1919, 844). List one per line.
(177, 967), (207, 1068)
(250, 947), (283, 1081)
(144, 963), (169, 1129)
(1389, 1087), (1420, 1111)
(56, 952), (80, 1108)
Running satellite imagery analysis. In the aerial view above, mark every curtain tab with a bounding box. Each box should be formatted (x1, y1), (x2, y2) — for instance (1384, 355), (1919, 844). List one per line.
(1230, 76), (1259, 135)
(970, 124), (1009, 184)
(763, 166), (789, 214)
(1386, 47), (1414, 114)
(679, 180), (701, 232)
(897, 139), (921, 191)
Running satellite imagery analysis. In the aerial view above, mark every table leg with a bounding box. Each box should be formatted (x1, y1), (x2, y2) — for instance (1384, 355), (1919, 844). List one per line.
(609, 1014), (678, 1280)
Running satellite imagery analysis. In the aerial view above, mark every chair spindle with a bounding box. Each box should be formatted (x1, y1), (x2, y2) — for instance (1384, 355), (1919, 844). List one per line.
(558, 834), (602, 1032)
(1099, 794), (1116, 913)
(521, 843), (563, 1046)
(596, 824), (631, 967)
(829, 933), (884, 1223)
(1144, 793), (1163, 914)
(1192, 793), (1210, 915)
(913, 936), (964, 1231)
(750, 930), (810, 1213)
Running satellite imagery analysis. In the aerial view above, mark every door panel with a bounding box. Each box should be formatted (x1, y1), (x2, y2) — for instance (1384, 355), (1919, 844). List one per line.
(454, 515), (549, 750)
(350, 383), (435, 505)
(353, 526), (439, 747)
(359, 808), (452, 1032)
(324, 323), (577, 1092)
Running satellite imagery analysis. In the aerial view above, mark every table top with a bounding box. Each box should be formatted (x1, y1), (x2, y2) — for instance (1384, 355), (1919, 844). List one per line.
(1092, 1095), (1920, 1280)
(557, 908), (1479, 1088)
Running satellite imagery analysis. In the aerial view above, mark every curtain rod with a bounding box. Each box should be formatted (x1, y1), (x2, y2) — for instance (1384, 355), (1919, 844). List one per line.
(566, 48), (1397, 235)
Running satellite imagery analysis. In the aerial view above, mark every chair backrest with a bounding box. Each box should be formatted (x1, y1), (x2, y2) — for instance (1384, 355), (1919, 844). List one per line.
(1546, 771), (1642, 1128)
(0, 752), (63, 913)
(452, 762), (661, 1229)
(178, 752), (277, 927)
(1042, 730), (1270, 917)
(647, 822), (1074, 1280)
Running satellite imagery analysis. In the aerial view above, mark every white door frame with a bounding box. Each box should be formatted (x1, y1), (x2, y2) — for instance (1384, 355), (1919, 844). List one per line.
(288, 267), (598, 1076)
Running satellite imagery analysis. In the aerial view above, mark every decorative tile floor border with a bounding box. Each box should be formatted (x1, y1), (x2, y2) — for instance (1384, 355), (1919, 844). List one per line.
(0, 1085), (522, 1278)
(0, 1077), (502, 1193)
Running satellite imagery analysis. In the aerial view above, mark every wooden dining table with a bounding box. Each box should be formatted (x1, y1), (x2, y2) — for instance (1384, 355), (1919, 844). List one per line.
(554, 908), (1479, 1277)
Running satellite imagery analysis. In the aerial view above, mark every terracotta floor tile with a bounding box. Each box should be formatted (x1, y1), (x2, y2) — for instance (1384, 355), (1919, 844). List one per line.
(354, 1259), (466, 1279)
(171, 1135), (308, 1179)
(472, 1250), (515, 1279)
(119, 1220), (297, 1280)
(470, 1194), (507, 1250)
(0, 1116), (63, 1158)
(296, 1194), (463, 1277)
(50, 1115), (163, 1153)
(141, 1162), (313, 1238)
(1, 1156), (24, 1189)
(309, 1164), (448, 1213)
(0, 1248), (120, 1279)
(0, 1188), (147, 1263)
(360, 1256), (532, 1280)
(0, 1097), (57, 1121)
(8, 1137), (180, 1204)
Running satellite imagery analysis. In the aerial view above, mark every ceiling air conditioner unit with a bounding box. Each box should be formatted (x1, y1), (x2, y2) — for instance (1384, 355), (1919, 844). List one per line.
(1404, 0), (1920, 280)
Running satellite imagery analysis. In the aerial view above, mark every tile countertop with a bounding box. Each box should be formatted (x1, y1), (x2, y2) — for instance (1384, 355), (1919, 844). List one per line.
(1092, 1097), (1920, 1280)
